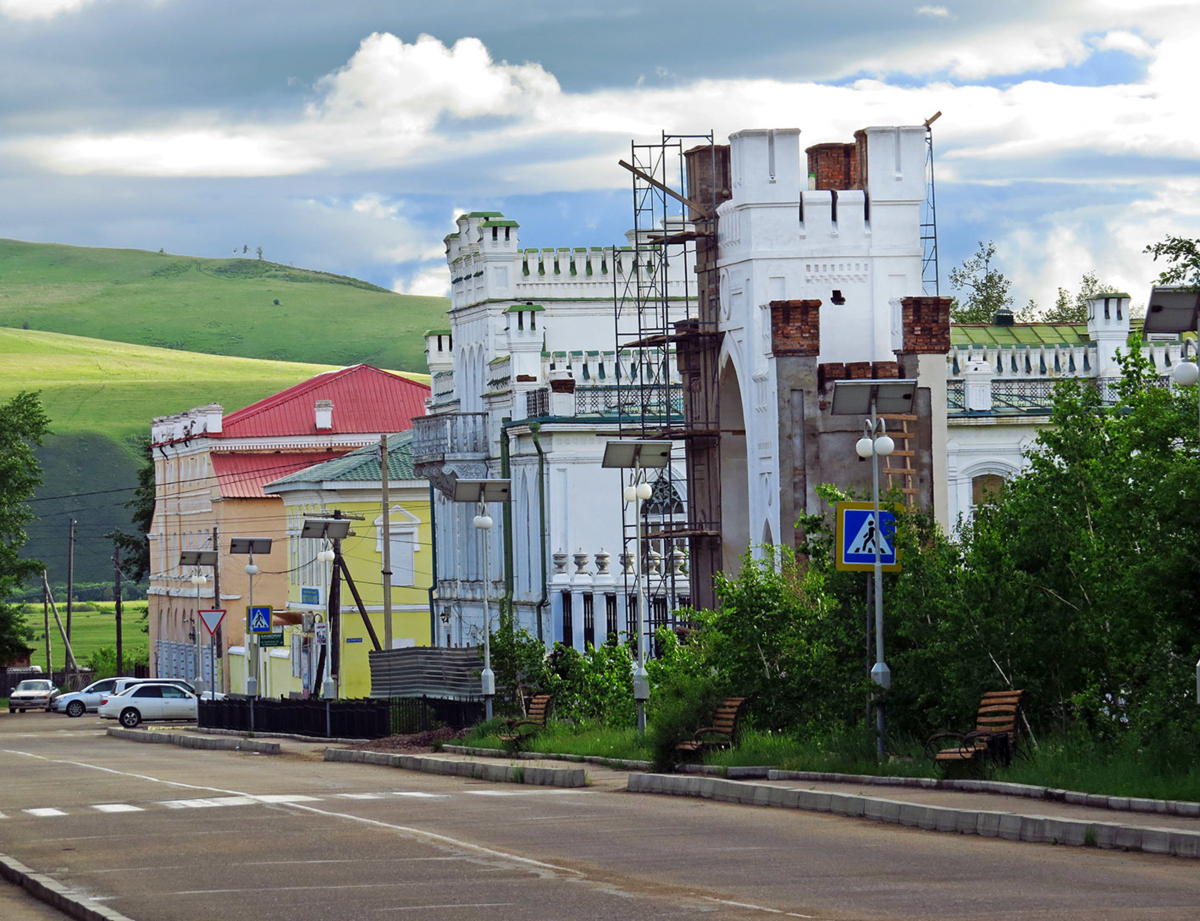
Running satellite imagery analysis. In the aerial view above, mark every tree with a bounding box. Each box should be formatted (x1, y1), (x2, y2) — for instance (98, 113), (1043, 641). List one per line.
(948, 241), (1015, 323)
(1039, 271), (1120, 324)
(105, 439), (154, 583)
(1145, 235), (1200, 290)
(0, 392), (51, 663)
(256, 246), (264, 261)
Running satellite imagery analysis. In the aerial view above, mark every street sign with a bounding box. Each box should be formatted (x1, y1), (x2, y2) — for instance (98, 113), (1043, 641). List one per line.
(314, 622), (329, 646)
(258, 631), (285, 648)
(198, 609), (226, 635)
(835, 502), (902, 572)
(247, 606), (273, 633)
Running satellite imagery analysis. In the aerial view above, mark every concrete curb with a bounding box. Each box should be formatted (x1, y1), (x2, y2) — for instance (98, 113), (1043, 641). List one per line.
(443, 744), (651, 771)
(190, 727), (370, 744)
(326, 749), (587, 787)
(767, 770), (1200, 819)
(0, 853), (136, 921)
(627, 774), (1200, 859)
(106, 727), (280, 754)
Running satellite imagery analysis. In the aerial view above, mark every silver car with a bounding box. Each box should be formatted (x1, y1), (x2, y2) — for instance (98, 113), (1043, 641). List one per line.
(52, 677), (131, 717)
(8, 679), (57, 712)
(98, 682), (198, 728)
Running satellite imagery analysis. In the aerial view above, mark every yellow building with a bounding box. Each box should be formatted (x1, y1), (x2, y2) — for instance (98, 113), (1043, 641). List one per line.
(264, 432), (433, 699)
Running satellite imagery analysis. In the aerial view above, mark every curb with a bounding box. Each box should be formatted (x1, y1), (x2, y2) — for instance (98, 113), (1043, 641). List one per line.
(0, 853), (135, 921)
(326, 749), (587, 787)
(443, 744), (651, 771)
(627, 774), (1200, 860)
(190, 727), (371, 745)
(767, 770), (1200, 819)
(106, 727), (280, 754)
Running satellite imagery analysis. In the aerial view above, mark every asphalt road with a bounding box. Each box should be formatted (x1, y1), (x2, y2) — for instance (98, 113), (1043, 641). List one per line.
(1, 711), (1199, 920)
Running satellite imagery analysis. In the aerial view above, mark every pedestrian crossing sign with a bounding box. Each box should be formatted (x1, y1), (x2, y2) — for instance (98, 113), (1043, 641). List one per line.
(247, 606), (273, 633)
(835, 502), (902, 572)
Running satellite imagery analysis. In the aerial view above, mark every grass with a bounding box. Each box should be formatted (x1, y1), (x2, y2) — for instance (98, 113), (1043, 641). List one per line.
(466, 719), (1200, 802)
(0, 327), (430, 585)
(19, 601), (149, 675)
(0, 239), (450, 373)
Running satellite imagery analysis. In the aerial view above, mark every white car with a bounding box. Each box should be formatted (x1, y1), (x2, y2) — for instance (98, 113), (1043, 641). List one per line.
(98, 682), (198, 728)
(52, 677), (134, 717)
(8, 679), (57, 712)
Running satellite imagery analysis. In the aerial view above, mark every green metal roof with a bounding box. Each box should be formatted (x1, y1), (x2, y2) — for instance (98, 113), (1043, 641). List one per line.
(424, 329), (452, 337)
(950, 323), (1092, 347)
(480, 219), (519, 228)
(269, 431), (416, 486)
(467, 211), (504, 218)
(504, 303), (545, 312)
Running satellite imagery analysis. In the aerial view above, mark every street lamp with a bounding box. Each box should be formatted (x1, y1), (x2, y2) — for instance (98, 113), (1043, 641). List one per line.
(228, 538), (272, 697)
(1142, 286), (1200, 704)
(302, 518), (352, 699)
(452, 479), (511, 720)
(180, 549), (218, 695)
(831, 379), (918, 758)
(603, 440), (672, 733)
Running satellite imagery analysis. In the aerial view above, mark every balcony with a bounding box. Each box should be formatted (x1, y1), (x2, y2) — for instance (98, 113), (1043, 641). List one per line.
(411, 413), (489, 465)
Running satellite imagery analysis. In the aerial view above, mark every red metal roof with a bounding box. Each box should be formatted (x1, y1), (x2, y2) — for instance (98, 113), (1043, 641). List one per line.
(211, 452), (350, 499)
(218, 365), (429, 439)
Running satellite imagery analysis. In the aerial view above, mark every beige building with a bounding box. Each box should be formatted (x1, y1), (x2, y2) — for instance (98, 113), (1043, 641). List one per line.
(147, 365), (429, 692)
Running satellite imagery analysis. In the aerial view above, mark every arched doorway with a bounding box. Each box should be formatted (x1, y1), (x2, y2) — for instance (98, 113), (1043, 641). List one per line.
(719, 357), (749, 576)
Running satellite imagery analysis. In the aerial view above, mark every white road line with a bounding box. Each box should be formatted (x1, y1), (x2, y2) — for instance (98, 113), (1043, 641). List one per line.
(703, 896), (815, 918)
(391, 792), (447, 799)
(1, 749), (579, 876)
(158, 796), (258, 809)
(23, 808), (67, 817)
(466, 790), (590, 797)
(335, 793), (387, 800)
(375, 902), (516, 912)
(92, 804), (143, 814)
(253, 794), (320, 804)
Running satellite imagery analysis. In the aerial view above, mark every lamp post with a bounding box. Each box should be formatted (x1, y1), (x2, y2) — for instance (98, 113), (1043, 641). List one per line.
(451, 479), (512, 721)
(831, 379), (917, 759)
(301, 518), (352, 700)
(180, 549), (219, 695)
(1143, 286), (1200, 706)
(602, 440), (672, 733)
(228, 538), (273, 697)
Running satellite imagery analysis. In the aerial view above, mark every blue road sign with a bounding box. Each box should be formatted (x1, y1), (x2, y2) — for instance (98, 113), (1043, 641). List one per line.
(247, 606), (273, 633)
(835, 502), (901, 572)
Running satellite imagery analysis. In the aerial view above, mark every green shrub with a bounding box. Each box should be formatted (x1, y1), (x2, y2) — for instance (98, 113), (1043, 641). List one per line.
(647, 668), (726, 772)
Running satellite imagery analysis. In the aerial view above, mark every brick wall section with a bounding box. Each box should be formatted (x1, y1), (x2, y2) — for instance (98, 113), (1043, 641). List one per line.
(872, 361), (899, 378)
(898, 296), (952, 354)
(806, 143), (859, 191)
(854, 130), (869, 191)
(846, 361), (873, 379)
(770, 300), (821, 356)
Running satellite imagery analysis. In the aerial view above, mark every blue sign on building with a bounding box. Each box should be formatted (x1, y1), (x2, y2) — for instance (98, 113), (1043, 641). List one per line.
(835, 502), (901, 572)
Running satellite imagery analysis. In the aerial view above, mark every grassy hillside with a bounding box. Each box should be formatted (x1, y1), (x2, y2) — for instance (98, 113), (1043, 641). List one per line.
(0, 239), (449, 372)
(0, 327), (428, 588)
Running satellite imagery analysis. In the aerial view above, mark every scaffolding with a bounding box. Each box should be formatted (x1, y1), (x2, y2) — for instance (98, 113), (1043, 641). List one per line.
(612, 131), (724, 621)
(921, 113), (942, 296)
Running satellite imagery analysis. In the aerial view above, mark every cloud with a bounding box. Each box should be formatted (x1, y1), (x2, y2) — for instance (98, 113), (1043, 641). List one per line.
(914, 6), (952, 19)
(395, 268), (451, 298)
(0, 0), (94, 20)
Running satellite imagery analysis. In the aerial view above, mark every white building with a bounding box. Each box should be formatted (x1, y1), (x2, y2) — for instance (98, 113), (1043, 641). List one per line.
(413, 212), (692, 653)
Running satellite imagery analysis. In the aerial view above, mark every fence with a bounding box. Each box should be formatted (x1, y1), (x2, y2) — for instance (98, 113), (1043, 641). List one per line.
(197, 695), (484, 739)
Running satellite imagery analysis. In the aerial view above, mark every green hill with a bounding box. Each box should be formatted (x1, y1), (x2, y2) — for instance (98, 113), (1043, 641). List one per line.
(0, 239), (449, 371)
(0, 327), (429, 591)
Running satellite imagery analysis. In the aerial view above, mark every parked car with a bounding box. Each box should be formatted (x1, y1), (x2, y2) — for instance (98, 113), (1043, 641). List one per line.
(98, 682), (198, 728)
(160, 679), (225, 701)
(52, 677), (140, 717)
(8, 679), (58, 712)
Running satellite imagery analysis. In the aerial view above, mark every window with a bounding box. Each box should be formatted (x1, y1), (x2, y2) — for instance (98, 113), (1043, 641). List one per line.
(583, 594), (595, 649)
(161, 686), (186, 698)
(562, 591), (573, 647)
(133, 686), (163, 699)
(375, 508), (420, 587)
(972, 474), (1005, 508)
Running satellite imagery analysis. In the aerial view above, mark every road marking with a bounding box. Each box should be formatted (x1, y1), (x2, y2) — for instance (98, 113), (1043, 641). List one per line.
(392, 792), (447, 799)
(158, 796), (258, 809)
(466, 790), (590, 797)
(703, 896), (816, 918)
(376, 903), (517, 912)
(92, 804), (143, 813)
(253, 794), (320, 804)
(23, 808), (67, 817)
(336, 793), (387, 800)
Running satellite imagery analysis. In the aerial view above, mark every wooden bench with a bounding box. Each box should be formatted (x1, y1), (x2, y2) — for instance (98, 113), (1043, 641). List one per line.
(926, 689), (1027, 769)
(497, 694), (553, 748)
(675, 697), (749, 759)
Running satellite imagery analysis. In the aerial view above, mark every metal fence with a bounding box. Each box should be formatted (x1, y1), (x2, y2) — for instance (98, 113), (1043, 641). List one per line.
(197, 695), (484, 739)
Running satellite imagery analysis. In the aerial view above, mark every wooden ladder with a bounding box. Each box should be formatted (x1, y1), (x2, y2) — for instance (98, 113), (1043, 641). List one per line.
(880, 413), (918, 506)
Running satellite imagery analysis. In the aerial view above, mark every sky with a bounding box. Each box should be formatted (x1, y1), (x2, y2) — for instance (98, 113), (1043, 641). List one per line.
(2, 0), (1198, 313)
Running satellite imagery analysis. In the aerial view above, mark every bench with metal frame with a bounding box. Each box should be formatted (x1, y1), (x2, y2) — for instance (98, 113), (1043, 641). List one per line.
(497, 694), (553, 748)
(675, 697), (749, 760)
(926, 689), (1028, 770)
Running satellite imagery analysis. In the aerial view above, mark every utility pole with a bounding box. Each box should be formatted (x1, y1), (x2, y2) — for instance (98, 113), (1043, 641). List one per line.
(42, 570), (51, 674)
(380, 435), (393, 651)
(212, 525), (223, 694)
(328, 509), (343, 698)
(113, 546), (123, 676)
(66, 518), (76, 645)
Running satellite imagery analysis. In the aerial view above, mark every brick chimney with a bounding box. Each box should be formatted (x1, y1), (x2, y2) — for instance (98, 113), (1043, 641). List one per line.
(897, 297), (952, 354)
(769, 300), (821, 356)
(806, 142), (860, 190)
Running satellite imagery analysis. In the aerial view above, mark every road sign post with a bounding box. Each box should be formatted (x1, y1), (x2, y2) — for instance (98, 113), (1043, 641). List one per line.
(198, 610), (225, 702)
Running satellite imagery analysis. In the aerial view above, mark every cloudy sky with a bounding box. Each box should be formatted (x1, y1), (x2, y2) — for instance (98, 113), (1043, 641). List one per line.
(2, 0), (1197, 311)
